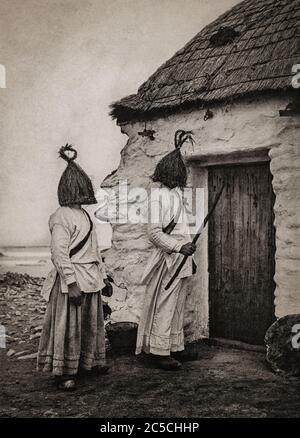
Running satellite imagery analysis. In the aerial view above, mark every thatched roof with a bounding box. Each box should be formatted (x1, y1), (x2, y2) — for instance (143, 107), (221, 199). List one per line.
(111, 0), (300, 121)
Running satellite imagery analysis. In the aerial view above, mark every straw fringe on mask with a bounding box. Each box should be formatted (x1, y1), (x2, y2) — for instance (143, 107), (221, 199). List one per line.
(151, 130), (193, 189)
(57, 144), (97, 207)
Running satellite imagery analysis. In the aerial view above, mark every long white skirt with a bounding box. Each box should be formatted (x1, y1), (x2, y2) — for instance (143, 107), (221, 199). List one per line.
(136, 260), (187, 356)
(37, 275), (106, 376)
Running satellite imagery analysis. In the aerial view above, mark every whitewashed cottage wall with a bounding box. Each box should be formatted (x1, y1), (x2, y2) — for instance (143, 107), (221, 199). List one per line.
(102, 94), (300, 342)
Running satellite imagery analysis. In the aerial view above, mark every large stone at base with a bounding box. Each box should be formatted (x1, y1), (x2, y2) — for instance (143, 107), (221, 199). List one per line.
(265, 314), (300, 376)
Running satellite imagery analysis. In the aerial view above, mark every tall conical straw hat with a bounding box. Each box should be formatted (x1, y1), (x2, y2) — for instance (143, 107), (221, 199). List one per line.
(151, 130), (193, 189)
(57, 144), (97, 206)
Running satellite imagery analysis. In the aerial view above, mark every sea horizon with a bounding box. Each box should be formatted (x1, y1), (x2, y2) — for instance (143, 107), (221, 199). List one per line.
(0, 244), (110, 277)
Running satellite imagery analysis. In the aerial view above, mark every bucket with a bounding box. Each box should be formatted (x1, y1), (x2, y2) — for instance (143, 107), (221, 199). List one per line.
(106, 322), (138, 355)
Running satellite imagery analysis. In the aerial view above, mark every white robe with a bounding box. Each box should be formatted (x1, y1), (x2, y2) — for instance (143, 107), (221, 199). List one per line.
(41, 206), (106, 302)
(136, 184), (195, 356)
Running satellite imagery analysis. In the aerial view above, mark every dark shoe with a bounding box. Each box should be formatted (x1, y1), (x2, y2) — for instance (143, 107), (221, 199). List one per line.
(171, 350), (198, 362)
(150, 354), (182, 371)
(55, 376), (76, 391)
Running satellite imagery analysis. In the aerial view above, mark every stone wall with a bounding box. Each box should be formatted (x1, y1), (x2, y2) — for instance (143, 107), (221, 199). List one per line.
(102, 94), (300, 342)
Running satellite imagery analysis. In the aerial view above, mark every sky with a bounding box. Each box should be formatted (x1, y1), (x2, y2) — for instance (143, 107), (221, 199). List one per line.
(0, 0), (240, 247)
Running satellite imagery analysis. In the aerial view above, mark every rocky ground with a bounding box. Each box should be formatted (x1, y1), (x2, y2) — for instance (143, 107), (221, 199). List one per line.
(1, 272), (300, 418)
(0, 272), (46, 359)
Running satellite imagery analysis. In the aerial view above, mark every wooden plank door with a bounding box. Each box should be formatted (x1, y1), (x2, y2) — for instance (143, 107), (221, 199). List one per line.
(208, 162), (276, 345)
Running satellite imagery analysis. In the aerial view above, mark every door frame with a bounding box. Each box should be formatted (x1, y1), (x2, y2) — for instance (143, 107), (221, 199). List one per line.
(188, 148), (270, 168)
(188, 148), (275, 344)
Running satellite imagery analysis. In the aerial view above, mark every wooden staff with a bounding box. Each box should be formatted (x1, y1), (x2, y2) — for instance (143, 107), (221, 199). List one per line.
(165, 184), (225, 290)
